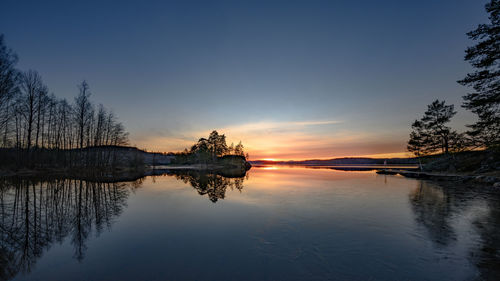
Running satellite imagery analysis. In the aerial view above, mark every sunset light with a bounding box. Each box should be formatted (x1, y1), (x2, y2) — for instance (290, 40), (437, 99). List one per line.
(1, 0), (498, 280)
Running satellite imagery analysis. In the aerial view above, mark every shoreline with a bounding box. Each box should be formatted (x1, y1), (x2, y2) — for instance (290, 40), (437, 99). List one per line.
(377, 168), (500, 188)
(0, 162), (252, 180)
(1, 164), (498, 188)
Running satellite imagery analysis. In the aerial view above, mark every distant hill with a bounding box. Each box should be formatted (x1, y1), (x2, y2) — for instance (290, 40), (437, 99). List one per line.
(0, 145), (176, 169)
(250, 157), (417, 166)
(87, 146), (175, 165)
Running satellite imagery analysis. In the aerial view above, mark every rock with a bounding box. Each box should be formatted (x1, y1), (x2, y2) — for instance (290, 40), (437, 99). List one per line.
(494, 182), (500, 189)
(448, 164), (457, 173)
(461, 176), (475, 182)
(485, 177), (498, 184)
(475, 166), (490, 173)
(474, 176), (499, 184)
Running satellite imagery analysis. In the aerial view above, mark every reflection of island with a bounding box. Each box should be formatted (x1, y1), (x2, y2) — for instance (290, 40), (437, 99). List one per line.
(163, 169), (247, 203)
(409, 181), (500, 279)
(0, 177), (140, 280)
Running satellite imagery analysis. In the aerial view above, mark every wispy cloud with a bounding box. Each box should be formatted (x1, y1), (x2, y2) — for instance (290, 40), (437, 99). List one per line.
(219, 120), (342, 133)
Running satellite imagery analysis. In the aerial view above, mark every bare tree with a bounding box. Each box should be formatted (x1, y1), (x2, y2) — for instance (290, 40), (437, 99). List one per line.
(0, 35), (20, 148)
(34, 85), (48, 149)
(19, 70), (44, 152)
(0, 38), (132, 169)
(74, 81), (93, 149)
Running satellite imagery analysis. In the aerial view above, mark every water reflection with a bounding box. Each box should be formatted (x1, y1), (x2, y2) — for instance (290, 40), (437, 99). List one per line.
(409, 180), (500, 279)
(409, 181), (457, 246)
(254, 165), (417, 172)
(471, 198), (500, 280)
(1, 167), (500, 280)
(0, 177), (139, 280)
(0, 170), (248, 280)
(162, 169), (247, 203)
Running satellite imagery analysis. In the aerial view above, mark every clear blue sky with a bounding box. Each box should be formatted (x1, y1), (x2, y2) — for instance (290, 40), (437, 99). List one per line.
(0, 0), (488, 159)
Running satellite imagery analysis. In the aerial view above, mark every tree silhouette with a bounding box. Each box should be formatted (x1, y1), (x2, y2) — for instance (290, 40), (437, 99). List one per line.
(234, 141), (244, 156)
(408, 100), (460, 156)
(74, 81), (93, 149)
(0, 34), (20, 148)
(422, 100), (457, 154)
(0, 35), (131, 169)
(458, 0), (500, 148)
(19, 71), (44, 152)
(207, 130), (229, 160)
(407, 120), (431, 169)
(176, 130), (248, 166)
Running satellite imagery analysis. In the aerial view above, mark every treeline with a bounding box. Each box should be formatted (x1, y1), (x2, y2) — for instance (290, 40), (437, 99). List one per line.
(171, 130), (248, 165)
(0, 35), (129, 169)
(408, 1), (500, 160)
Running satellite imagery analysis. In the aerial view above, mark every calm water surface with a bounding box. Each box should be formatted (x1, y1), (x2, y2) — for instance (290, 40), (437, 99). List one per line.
(1, 167), (499, 280)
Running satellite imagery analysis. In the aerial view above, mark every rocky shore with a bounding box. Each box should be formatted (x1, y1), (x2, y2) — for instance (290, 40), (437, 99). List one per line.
(389, 170), (500, 188)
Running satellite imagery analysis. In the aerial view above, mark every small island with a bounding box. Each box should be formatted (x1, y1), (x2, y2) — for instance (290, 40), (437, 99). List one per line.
(156, 130), (252, 172)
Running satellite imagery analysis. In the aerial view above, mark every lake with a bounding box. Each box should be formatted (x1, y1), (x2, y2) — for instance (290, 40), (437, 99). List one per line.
(1, 166), (499, 280)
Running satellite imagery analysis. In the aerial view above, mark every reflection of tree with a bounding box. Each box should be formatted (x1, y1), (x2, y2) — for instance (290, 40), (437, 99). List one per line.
(470, 196), (500, 280)
(166, 170), (246, 203)
(0, 177), (138, 280)
(409, 181), (457, 246)
(409, 180), (500, 278)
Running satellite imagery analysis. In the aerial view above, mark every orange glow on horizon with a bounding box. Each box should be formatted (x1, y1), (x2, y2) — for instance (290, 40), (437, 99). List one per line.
(252, 152), (413, 161)
(260, 166), (279, 170)
(130, 120), (412, 160)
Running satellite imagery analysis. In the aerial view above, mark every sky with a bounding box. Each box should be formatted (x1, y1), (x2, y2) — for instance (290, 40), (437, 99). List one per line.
(0, 0), (489, 160)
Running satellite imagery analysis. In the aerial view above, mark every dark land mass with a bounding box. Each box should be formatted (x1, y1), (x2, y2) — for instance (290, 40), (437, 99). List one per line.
(252, 150), (498, 175)
(0, 164), (249, 185)
(418, 150), (499, 175)
(0, 145), (251, 178)
(382, 150), (499, 187)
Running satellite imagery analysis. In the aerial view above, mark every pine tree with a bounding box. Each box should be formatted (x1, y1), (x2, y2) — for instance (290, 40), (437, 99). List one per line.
(458, 0), (500, 148)
(421, 100), (457, 154)
(408, 100), (458, 158)
(234, 141), (244, 156)
(408, 120), (430, 170)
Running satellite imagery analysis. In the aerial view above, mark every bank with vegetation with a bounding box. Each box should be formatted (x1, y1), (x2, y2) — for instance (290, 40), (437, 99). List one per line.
(165, 130), (252, 172)
(404, 1), (499, 186)
(0, 35), (250, 176)
(0, 34), (134, 174)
